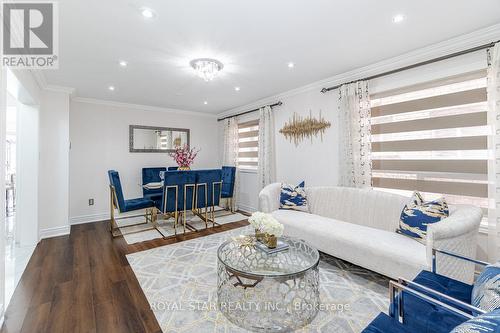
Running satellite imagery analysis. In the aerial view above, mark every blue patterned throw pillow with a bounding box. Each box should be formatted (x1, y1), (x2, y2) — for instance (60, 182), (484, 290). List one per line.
(472, 263), (500, 312)
(396, 192), (449, 242)
(451, 308), (500, 333)
(280, 181), (308, 212)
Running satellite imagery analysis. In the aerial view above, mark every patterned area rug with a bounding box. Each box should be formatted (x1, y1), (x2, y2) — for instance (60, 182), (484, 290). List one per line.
(117, 209), (247, 244)
(127, 226), (390, 332)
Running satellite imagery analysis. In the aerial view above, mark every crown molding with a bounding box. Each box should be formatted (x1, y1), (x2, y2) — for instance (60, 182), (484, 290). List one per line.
(72, 97), (218, 118)
(30, 69), (76, 96)
(45, 84), (76, 95)
(217, 23), (500, 119)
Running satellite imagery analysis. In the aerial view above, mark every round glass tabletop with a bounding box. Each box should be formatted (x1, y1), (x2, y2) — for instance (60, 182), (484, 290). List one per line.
(217, 235), (319, 278)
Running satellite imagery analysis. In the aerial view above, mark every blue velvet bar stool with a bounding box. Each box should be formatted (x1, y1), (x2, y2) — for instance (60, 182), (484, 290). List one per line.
(221, 166), (236, 212)
(108, 170), (157, 238)
(142, 167), (166, 202)
(159, 171), (196, 234)
(193, 169), (222, 228)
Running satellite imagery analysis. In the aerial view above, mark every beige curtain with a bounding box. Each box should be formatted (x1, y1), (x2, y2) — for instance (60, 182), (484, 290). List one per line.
(258, 106), (276, 189)
(222, 117), (239, 210)
(338, 81), (372, 188)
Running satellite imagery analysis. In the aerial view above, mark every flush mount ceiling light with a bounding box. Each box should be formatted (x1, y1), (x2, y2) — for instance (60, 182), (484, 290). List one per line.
(119, 60), (128, 67)
(204, 101), (208, 105)
(287, 62), (295, 68)
(190, 58), (224, 82)
(108, 85), (115, 91)
(392, 14), (405, 23)
(234, 87), (240, 91)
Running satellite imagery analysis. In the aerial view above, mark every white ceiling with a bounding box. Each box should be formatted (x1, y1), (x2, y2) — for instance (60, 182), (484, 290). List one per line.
(45, 0), (500, 114)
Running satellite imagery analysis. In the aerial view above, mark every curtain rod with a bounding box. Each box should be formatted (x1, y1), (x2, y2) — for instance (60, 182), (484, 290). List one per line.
(217, 101), (283, 121)
(320, 40), (500, 93)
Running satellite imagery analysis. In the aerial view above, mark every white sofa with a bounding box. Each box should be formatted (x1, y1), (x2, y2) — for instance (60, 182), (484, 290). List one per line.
(259, 183), (483, 283)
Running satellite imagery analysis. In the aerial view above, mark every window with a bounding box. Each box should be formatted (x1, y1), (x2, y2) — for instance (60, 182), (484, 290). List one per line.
(370, 71), (489, 215)
(238, 119), (259, 170)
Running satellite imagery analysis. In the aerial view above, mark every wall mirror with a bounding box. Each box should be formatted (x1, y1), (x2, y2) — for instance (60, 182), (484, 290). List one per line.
(129, 125), (190, 153)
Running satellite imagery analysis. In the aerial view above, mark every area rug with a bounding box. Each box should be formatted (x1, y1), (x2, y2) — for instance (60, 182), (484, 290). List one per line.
(126, 226), (389, 332)
(117, 209), (247, 245)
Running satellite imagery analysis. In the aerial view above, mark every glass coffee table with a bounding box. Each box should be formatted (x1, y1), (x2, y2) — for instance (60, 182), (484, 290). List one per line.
(217, 235), (320, 332)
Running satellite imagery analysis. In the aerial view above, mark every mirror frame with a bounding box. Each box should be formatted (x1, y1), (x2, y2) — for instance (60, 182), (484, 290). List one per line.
(129, 125), (190, 153)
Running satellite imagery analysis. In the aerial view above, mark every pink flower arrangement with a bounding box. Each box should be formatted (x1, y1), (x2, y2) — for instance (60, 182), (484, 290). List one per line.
(169, 144), (200, 168)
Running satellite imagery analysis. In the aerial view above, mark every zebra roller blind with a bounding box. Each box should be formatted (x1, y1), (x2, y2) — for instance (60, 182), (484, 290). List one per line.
(370, 70), (490, 213)
(238, 119), (259, 170)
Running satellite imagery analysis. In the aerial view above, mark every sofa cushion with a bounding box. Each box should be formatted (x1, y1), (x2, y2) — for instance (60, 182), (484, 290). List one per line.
(280, 181), (308, 212)
(397, 192), (449, 242)
(472, 263), (500, 311)
(272, 209), (427, 280)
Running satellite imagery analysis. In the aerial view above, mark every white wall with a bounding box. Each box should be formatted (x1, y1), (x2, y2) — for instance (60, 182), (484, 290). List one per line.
(15, 103), (39, 246)
(69, 100), (219, 223)
(223, 89), (339, 213)
(0, 69), (7, 323)
(38, 90), (71, 238)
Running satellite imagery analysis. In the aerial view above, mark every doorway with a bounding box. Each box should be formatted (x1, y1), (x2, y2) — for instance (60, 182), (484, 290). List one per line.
(4, 69), (38, 307)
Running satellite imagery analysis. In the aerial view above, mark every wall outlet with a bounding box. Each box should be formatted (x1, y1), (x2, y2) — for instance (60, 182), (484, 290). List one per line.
(89, 198), (94, 206)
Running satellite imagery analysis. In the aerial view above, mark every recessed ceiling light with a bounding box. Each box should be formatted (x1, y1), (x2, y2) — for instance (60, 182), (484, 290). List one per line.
(392, 14), (405, 23)
(119, 60), (128, 67)
(234, 87), (240, 91)
(204, 101), (208, 105)
(141, 7), (155, 19)
(108, 86), (115, 91)
(287, 62), (295, 68)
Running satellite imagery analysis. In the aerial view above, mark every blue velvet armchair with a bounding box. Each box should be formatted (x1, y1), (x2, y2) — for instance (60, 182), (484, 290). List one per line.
(221, 166), (236, 212)
(364, 306), (497, 333)
(363, 277), (477, 333)
(388, 248), (489, 333)
(108, 170), (157, 237)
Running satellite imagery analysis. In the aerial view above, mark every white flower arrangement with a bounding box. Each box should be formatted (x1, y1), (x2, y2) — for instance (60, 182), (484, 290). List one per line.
(248, 212), (284, 238)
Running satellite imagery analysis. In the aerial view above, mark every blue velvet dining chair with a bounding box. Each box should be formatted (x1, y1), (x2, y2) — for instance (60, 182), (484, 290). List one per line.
(108, 170), (159, 238)
(193, 169), (222, 228)
(158, 170), (196, 234)
(221, 166), (236, 212)
(142, 167), (166, 201)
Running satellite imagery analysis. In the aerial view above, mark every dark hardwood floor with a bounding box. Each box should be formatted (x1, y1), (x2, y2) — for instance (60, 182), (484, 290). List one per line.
(1, 218), (249, 333)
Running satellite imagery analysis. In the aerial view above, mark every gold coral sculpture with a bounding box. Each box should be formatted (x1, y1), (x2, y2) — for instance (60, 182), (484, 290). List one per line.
(279, 110), (331, 146)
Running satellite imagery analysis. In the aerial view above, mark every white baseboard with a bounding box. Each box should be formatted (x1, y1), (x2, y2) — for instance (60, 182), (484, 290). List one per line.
(237, 204), (257, 214)
(39, 225), (70, 240)
(70, 213), (109, 225)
